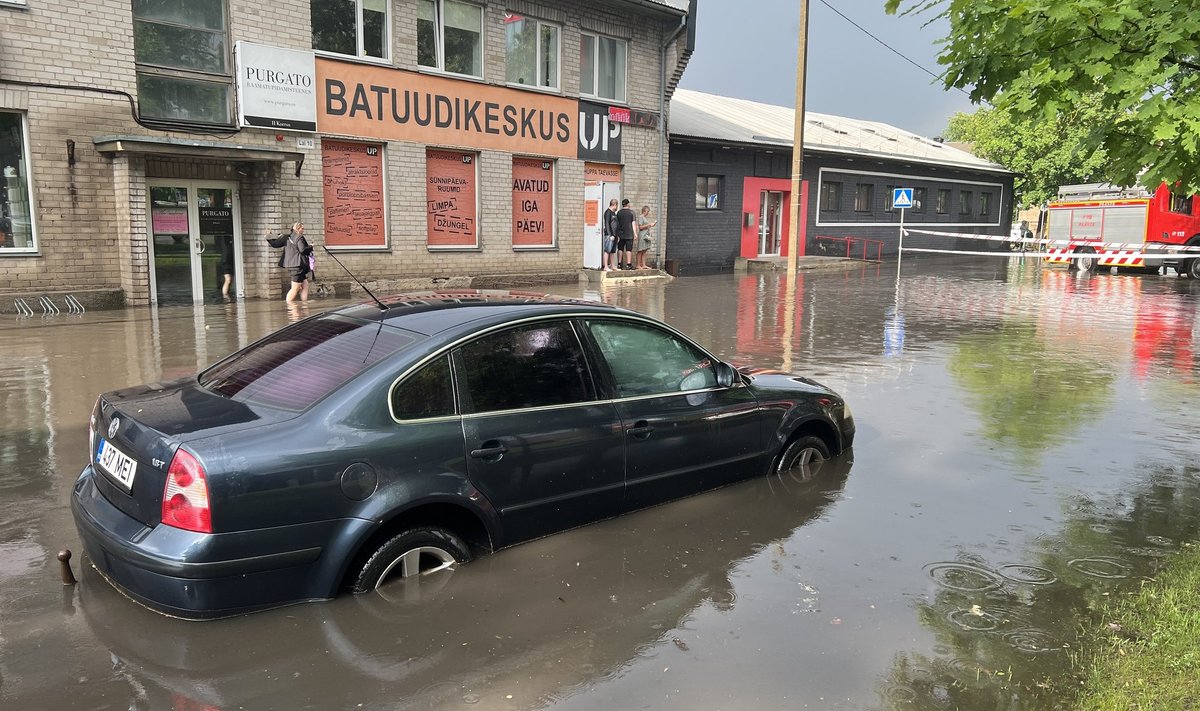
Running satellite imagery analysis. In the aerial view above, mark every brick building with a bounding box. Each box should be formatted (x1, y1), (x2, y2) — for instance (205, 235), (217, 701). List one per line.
(665, 89), (1015, 274)
(0, 0), (693, 307)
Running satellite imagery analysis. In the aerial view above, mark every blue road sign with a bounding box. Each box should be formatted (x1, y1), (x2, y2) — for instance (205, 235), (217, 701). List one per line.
(892, 188), (914, 209)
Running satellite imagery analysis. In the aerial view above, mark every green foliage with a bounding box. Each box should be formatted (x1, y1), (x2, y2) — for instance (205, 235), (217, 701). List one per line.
(885, 0), (1200, 194)
(944, 99), (1113, 207)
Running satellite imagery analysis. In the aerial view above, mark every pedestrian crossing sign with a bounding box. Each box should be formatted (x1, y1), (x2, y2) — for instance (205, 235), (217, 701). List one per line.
(892, 188), (914, 209)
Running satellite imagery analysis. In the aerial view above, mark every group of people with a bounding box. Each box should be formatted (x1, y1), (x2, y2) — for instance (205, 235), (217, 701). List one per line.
(602, 198), (657, 271)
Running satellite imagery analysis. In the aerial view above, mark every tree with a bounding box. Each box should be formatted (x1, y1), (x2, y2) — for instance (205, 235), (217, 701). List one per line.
(943, 98), (1114, 207)
(885, 0), (1200, 194)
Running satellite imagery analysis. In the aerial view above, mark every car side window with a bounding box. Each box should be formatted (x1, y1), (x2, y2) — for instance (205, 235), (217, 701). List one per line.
(391, 355), (456, 420)
(456, 321), (595, 413)
(586, 320), (716, 397)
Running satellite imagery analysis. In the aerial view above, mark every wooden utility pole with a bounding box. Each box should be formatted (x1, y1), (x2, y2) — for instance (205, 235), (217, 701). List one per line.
(781, 0), (810, 372)
(786, 0), (810, 274)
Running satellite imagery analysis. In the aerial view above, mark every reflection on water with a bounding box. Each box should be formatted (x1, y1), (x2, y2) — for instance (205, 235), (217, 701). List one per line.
(1, 259), (1199, 710)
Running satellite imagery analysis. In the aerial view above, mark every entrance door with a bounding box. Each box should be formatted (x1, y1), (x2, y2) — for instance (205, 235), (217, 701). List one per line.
(583, 163), (622, 269)
(759, 191), (784, 256)
(148, 181), (241, 306)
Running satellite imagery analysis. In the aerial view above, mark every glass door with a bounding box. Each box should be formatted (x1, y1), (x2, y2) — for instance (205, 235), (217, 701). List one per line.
(148, 181), (241, 305)
(150, 185), (194, 306)
(759, 190), (784, 256)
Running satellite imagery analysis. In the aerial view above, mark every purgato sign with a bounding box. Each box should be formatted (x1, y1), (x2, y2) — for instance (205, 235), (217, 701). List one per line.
(315, 57), (624, 162)
(235, 42), (317, 132)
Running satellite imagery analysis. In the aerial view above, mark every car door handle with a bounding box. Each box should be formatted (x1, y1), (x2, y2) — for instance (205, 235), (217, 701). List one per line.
(627, 421), (654, 439)
(470, 442), (508, 460)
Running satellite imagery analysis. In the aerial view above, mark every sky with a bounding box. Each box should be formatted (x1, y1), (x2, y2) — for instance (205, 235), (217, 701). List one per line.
(677, 0), (978, 138)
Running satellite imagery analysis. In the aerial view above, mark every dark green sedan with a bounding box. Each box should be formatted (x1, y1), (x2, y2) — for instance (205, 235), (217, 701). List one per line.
(72, 290), (854, 618)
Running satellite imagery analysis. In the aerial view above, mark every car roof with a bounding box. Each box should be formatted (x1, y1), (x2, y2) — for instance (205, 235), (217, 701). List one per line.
(333, 289), (623, 336)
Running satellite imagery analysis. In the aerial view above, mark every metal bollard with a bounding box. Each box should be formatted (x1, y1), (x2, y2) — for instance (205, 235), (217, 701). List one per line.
(58, 549), (77, 585)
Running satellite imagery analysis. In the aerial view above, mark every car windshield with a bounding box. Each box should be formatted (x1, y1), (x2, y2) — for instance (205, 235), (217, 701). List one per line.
(199, 315), (419, 411)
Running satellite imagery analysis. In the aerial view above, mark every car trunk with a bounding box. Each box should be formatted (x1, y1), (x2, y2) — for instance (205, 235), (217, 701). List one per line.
(91, 377), (294, 527)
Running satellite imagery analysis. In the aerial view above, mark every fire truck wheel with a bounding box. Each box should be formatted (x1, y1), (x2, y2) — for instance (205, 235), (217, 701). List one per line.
(1071, 248), (1096, 272)
(1184, 258), (1200, 279)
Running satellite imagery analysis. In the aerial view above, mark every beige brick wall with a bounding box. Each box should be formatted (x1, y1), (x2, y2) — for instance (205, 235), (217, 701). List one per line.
(0, 0), (689, 300)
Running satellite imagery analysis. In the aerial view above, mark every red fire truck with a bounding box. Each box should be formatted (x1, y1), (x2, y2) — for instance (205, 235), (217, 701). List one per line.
(1045, 182), (1200, 277)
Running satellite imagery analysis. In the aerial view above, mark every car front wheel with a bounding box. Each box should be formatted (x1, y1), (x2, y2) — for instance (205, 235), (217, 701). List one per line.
(350, 527), (471, 594)
(774, 435), (831, 483)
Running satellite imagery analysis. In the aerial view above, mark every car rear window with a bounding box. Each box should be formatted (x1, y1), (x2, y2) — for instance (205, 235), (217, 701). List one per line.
(199, 315), (419, 411)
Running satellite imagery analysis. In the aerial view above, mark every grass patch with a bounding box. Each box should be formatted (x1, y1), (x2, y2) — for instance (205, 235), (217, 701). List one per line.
(1075, 543), (1200, 709)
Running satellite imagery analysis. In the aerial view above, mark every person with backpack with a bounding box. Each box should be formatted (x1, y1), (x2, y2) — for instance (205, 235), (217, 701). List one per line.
(616, 199), (638, 270)
(266, 222), (313, 303)
(601, 198), (619, 272)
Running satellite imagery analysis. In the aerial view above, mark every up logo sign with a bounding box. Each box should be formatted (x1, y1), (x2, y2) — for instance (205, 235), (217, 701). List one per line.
(577, 100), (622, 163)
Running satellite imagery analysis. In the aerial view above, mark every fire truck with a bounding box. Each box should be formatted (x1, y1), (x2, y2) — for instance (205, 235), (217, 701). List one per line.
(1044, 182), (1200, 277)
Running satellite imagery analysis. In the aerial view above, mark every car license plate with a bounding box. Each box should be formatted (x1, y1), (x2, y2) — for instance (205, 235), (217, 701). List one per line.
(97, 438), (138, 491)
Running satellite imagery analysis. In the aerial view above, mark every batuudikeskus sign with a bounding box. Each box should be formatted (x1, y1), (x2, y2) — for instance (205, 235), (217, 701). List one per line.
(235, 42), (317, 132)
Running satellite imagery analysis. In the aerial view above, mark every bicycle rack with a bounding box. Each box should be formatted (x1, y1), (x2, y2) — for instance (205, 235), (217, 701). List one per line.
(13, 298), (34, 317)
(39, 296), (61, 315)
(64, 294), (86, 314)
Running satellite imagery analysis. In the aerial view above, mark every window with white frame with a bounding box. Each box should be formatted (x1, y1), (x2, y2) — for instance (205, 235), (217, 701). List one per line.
(133, 0), (233, 125)
(580, 33), (626, 103)
(311, 0), (388, 60)
(0, 112), (36, 253)
(418, 0), (483, 77)
(504, 13), (559, 90)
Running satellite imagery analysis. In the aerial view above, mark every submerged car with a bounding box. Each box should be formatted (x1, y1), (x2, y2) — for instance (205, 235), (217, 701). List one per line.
(72, 290), (854, 618)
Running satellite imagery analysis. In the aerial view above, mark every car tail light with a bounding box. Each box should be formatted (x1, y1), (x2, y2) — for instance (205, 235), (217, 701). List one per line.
(89, 397), (99, 463)
(162, 448), (212, 533)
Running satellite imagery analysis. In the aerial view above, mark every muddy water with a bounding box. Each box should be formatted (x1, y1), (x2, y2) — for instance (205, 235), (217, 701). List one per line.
(2, 256), (1199, 710)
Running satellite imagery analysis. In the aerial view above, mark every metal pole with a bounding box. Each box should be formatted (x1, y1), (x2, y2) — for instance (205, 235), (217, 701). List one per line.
(657, 17), (688, 271)
(896, 206), (905, 278)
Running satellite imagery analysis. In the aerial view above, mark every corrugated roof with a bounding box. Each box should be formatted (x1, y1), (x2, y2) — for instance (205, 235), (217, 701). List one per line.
(670, 88), (1010, 174)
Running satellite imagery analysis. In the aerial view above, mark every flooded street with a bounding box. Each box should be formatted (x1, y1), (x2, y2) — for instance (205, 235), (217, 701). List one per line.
(3, 255), (1199, 710)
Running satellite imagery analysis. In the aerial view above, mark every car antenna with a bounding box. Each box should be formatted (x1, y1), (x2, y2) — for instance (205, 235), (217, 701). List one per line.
(320, 245), (388, 312)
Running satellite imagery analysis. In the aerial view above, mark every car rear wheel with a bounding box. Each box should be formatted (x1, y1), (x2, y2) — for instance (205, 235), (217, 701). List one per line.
(774, 435), (831, 483)
(350, 527), (470, 595)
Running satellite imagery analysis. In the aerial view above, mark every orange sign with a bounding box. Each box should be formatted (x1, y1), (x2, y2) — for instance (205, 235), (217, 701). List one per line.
(322, 140), (386, 247)
(584, 200), (599, 225)
(318, 57), (577, 158)
(584, 162), (622, 185)
(427, 149), (478, 248)
(512, 157), (554, 248)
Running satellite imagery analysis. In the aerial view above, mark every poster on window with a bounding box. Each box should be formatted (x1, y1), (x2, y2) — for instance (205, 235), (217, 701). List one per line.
(426, 149), (478, 248)
(322, 140), (386, 248)
(511, 157), (554, 248)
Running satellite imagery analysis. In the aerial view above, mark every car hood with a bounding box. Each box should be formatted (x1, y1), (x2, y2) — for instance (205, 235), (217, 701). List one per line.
(736, 366), (838, 397)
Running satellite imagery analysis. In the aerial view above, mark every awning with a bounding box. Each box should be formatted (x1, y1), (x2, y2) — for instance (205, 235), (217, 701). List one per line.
(93, 135), (304, 163)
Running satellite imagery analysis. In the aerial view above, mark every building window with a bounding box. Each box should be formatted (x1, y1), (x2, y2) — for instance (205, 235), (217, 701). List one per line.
(418, 0), (483, 77)
(580, 33), (627, 103)
(311, 0), (388, 60)
(427, 149), (479, 248)
(0, 112), (36, 253)
(505, 14), (559, 90)
(820, 181), (841, 212)
(695, 175), (722, 210)
(133, 0), (232, 125)
(913, 187), (926, 213)
(959, 190), (972, 215)
(936, 188), (950, 214)
(884, 184), (895, 212)
(321, 140), (387, 249)
(854, 183), (874, 212)
(979, 192), (991, 217)
(512, 157), (555, 248)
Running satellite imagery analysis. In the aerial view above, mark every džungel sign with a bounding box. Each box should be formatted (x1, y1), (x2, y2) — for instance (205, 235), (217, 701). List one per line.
(318, 58), (578, 159)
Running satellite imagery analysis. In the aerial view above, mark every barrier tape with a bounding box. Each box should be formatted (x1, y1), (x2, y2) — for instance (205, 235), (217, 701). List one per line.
(902, 247), (1182, 260)
(902, 227), (1200, 254)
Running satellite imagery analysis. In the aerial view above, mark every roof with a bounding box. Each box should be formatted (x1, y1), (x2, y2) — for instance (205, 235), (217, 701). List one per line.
(336, 289), (618, 334)
(669, 89), (1011, 174)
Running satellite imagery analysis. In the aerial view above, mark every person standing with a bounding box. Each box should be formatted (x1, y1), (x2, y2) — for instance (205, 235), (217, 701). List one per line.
(216, 233), (235, 298)
(635, 205), (657, 270)
(601, 198), (619, 272)
(616, 199), (637, 270)
(266, 222), (312, 303)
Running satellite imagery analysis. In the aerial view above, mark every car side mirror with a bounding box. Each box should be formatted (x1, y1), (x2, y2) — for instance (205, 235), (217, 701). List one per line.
(715, 362), (736, 388)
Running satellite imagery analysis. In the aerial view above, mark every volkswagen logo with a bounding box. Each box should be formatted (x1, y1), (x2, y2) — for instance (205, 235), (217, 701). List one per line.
(107, 418), (120, 439)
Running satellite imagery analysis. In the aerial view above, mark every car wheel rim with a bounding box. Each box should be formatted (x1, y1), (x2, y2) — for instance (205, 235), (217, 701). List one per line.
(783, 447), (826, 482)
(376, 546), (457, 589)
